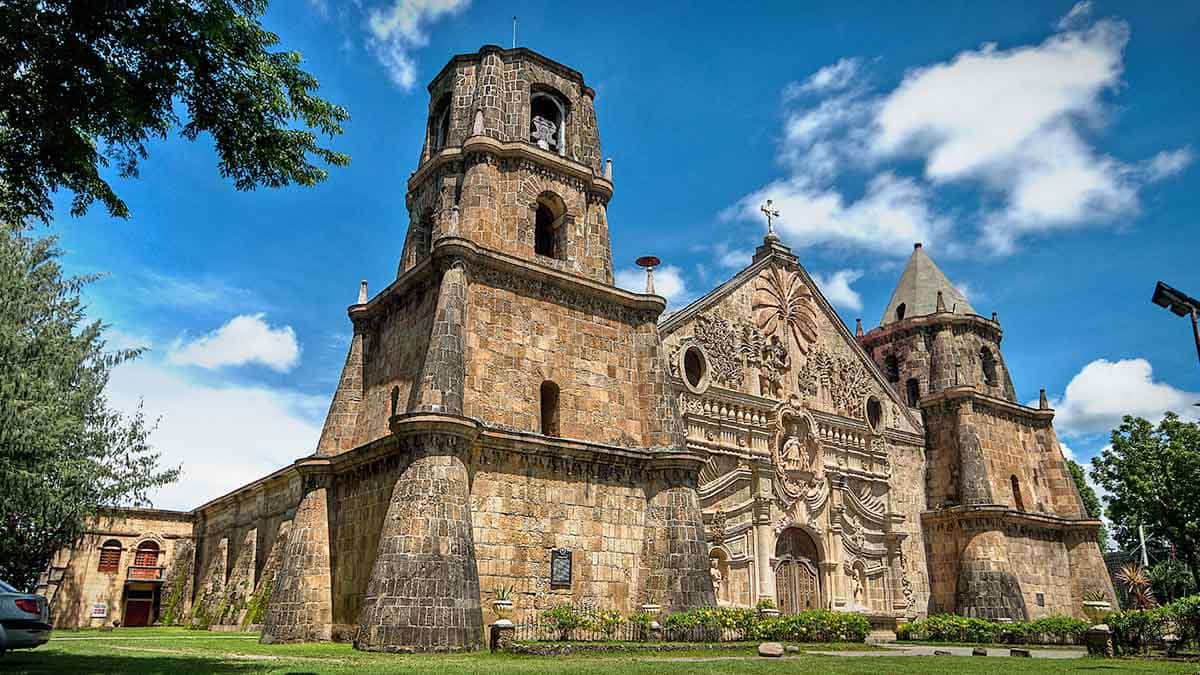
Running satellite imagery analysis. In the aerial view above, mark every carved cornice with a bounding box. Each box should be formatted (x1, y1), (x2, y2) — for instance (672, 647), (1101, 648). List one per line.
(860, 311), (1003, 349)
(353, 236), (665, 326)
(921, 504), (1104, 533)
(919, 386), (1054, 425)
(411, 135), (612, 202)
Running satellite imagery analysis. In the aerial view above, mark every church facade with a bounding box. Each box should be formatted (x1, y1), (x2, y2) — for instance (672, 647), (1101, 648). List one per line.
(39, 45), (1113, 650)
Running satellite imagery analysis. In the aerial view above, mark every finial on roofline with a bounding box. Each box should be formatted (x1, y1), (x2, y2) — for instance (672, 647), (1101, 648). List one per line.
(358, 280), (368, 305)
(855, 318), (863, 338)
(936, 290), (946, 313)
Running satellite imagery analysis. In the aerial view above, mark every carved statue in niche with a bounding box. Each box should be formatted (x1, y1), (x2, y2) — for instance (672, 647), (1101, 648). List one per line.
(709, 556), (725, 602)
(531, 116), (557, 150)
(752, 267), (818, 356)
(773, 398), (828, 533)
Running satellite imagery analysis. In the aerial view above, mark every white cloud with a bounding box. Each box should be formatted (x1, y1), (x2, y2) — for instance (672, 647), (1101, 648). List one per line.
(1141, 147), (1194, 182)
(167, 314), (301, 372)
(713, 243), (752, 270)
(1057, 1), (1093, 30)
(811, 269), (864, 312)
(1048, 358), (1200, 436)
(106, 359), (324, 510)
(730, 172), (950, 256)
(135, 271), (257, 310)
(367, 0), (471, 89)
(786, 58), (860, 97)
(728, 6), (1187, 257)
(615, 264), (691, 307)
(1058, 441), (1077, 463)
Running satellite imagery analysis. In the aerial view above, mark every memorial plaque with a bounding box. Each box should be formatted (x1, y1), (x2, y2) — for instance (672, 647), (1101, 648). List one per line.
(91, 603), (107, 618)
(550, 548), (572, 587)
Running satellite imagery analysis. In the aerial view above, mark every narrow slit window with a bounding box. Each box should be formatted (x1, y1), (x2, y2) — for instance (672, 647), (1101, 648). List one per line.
(540, 381), (560, 436)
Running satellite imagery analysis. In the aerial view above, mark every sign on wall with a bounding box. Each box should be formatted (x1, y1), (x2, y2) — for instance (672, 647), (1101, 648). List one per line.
(550, 548), (572, 588)
(91, 603), (107, 618)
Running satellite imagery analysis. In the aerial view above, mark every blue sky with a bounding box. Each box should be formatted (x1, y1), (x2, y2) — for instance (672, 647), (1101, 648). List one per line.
(52, 0), (1199, 510)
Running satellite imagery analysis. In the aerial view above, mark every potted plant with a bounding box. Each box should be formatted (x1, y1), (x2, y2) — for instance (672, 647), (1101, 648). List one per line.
(493, 584), (515, 622)
(1081, 588), (1111, 625)
(757, 598), (780, 618)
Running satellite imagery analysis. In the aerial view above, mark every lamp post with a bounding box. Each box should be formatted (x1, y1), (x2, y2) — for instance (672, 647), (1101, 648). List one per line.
(1151, 281), (1200, 367)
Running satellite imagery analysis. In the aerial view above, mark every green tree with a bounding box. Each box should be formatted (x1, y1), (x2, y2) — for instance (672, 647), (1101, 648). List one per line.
(1091, 414), (1200, 590)
(0, 224), (179, 590)
(0, 0), (349, 224)
(1148, 558), (1196, 603)
(1066, 458), (1109, 550)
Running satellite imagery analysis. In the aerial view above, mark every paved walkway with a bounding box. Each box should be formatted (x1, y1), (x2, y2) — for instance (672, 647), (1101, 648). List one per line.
(810, 644), (1085, 659)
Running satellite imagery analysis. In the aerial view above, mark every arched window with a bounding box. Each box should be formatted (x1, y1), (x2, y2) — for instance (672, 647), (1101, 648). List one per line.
(533, 192), (566, 259)
(895, 303), (906, 321)
(1011, 475), (1025, 511)
(540, 380), (560, 436)
(684, 346), (706, 389)
(980, 347), (998, 386)
(884, 355), (900, 383)
(530, 90), (567, 156)
(905, 378), (920, 407)
(134, 541), (159, 568)
(430, 94), (451, 152)
(98, 539), (122, 573)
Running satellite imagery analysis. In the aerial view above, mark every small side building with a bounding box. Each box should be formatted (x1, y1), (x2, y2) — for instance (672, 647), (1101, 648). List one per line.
(37, 508), (195, 629)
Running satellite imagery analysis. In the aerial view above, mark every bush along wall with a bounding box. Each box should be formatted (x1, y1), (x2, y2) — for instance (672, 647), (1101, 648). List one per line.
(896, 614), (1089, 645)
(512, 604), (871, 645)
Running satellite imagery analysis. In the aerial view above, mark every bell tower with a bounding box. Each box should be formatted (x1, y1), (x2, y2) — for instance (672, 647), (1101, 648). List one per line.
(398, 45), (614, 285)
(271, 46), (714, 653)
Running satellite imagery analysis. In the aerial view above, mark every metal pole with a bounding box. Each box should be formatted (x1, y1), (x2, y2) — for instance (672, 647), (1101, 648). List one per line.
(1192, 308), (1200, 365)
(1139, 523), (1150, 567)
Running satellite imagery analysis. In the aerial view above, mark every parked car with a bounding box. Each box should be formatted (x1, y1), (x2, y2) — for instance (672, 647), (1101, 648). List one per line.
(0, 579), (51, 655)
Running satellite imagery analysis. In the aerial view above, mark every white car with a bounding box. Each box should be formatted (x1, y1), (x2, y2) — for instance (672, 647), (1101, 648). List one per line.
(0, 579), (51, 655)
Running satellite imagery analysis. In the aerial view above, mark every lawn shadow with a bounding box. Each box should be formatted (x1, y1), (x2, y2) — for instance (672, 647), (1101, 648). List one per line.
(1, 649), (273, 674)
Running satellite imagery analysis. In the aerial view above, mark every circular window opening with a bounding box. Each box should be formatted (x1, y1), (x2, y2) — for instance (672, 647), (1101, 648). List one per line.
(684, 346), (707, 390)
(866, 396), (884, 433)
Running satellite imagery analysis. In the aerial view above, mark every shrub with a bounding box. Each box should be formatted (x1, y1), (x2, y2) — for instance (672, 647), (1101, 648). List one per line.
(627, 610), (653, 642)
(541, 604), (586, 640)
(751, 609), (870, 643)
(900, 614), (1086, 645)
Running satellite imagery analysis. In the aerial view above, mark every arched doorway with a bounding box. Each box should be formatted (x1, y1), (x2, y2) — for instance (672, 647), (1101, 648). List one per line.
(774, 528), (821, 614)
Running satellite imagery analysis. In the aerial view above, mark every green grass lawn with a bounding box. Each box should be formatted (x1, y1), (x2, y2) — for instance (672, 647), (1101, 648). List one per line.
(2, 628), (1196, 674)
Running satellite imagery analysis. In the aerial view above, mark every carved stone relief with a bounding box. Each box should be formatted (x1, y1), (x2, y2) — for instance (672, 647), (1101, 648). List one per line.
(752, 267), (818, 355)
(796, 346), (872, 418)
(692, 314), (744, 388)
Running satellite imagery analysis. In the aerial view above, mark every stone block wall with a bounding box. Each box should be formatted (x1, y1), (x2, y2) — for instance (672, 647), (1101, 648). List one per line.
(469, 449), (650, 622)
(352, 280), (438, 447)
(329, 451), (410, 629)
(355, 444), (482, 652)
(463, 272), (653, 447)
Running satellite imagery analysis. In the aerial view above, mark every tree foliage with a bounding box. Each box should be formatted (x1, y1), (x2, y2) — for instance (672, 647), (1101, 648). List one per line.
(0, 0), (349, 224)
(0, 223), (178, 590)
(1092, 414), (1200, 590)
(1066, 458), (1109, 550)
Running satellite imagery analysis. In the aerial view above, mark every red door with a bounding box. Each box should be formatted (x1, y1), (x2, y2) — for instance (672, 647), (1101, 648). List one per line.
(124, 600), (152, 627)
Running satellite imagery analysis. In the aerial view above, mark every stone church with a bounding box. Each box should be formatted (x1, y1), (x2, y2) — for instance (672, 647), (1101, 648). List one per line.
(39, 45), (1113, 651)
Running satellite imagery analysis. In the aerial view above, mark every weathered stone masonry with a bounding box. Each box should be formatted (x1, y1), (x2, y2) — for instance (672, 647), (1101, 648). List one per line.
(43, 44), (1111, 646)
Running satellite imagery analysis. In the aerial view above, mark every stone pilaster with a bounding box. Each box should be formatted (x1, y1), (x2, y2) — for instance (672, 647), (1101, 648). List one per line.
(752, 472), (776, 604)
(638, 470), (716, 612)
(218, 528), (257, 626)
(355, 432), (482, 652)
(261, 480), (333, 643)
(415, 260), (468, 414)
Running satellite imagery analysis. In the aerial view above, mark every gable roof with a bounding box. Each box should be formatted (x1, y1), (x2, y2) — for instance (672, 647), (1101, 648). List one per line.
(660, 235), (924, 434)
(880, 243), (975, 326)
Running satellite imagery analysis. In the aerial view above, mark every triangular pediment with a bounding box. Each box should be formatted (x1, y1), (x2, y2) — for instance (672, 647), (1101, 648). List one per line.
(660, 241), (922, 435)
